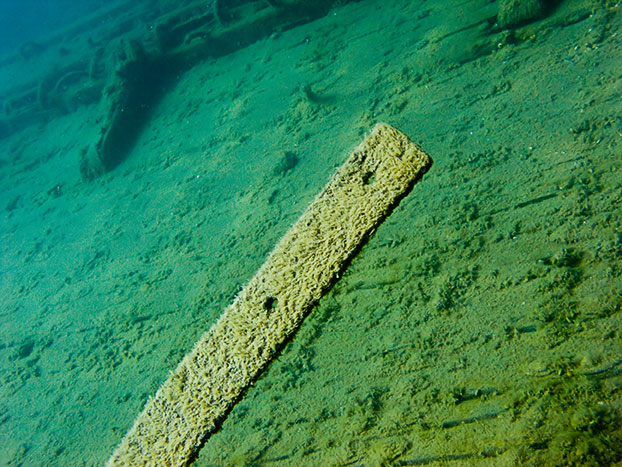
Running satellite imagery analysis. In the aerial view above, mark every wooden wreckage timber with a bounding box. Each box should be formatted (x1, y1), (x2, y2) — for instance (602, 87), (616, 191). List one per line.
(0, 0), (350, 178)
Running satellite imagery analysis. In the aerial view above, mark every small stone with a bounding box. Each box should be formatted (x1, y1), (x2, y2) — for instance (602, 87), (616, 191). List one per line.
(498, 0), (545, 28)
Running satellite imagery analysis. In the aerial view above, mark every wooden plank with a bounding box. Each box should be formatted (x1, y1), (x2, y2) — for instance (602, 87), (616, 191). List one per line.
(108, 123), (433, 465)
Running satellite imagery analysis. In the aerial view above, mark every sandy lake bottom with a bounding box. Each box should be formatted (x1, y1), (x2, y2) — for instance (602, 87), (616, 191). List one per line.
(0, 0), (621, 465)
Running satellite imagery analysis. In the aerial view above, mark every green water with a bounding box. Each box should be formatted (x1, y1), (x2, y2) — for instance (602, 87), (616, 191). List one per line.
(0, 0), (620, 465)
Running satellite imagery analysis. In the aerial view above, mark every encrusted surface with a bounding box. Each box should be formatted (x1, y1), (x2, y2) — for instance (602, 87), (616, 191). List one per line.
(108, 123), (432, 465)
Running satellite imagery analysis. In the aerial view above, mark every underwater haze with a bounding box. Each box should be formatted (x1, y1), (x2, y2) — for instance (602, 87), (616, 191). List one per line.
(0, 0), (106, 56)
(0, 0), (621, 465)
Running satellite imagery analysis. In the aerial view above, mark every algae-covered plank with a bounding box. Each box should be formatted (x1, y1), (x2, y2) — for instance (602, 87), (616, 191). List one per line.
(108, 123), (433, 465)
